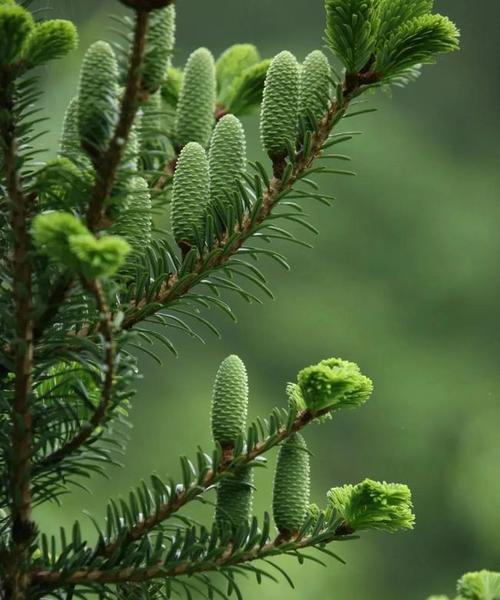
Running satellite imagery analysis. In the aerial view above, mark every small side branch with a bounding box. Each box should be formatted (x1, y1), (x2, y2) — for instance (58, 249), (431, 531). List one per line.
(38, 279), (115, 468)
(86, 9), (150, 232)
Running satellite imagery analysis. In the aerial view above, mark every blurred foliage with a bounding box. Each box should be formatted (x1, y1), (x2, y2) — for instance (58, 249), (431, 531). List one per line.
(30, 1), (500, 599)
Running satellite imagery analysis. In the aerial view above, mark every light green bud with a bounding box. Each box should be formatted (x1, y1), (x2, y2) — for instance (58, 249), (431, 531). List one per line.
(216, 44), (260, 107)
(174, 48), (216, 149)
(457, 571), (500, 600)
(69, 234), (130, 279)
(272, 433), (310, 535)
(0, 4), (34, 65)
(297, 357), (373, 413)
(225, 59), (270, 116)
(327, 479), (415, 533)
(23, 19), (78, 66)
(32, 211), (89, 267)
(260, 51), (299, 160)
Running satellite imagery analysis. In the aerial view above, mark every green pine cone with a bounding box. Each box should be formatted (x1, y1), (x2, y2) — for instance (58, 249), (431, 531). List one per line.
(23, 19), (78, 67)
(215, 466), (253, 534)
(260, 50), (299, 160)
(458, 570), (500, 600)
(171, 142), (210, 248)
(209, 114), (247, 211)
(174, 47), (216, 149)
(77, 41), (119, 156)
(299, 50), (331, 124)
(139, 90), (162, 157)
(112, 176), (152, 256)
(0, 3), (34, 65)
(211, 354), (248, 447)
(216, 44), (260, 107)
(60, 97), (83, 162)
(272, 433), (310, 535)
(141, 5), (175, 94)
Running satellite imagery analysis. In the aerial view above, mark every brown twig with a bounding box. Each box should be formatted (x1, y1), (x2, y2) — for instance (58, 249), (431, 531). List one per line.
(86, 9), (150, 232)
(0, 66), (36, 599)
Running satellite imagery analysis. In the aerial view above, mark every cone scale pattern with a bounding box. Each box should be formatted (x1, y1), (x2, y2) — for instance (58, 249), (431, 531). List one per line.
(299, 50), (331, 124)
(272, 433), (311, 535)
(215, 467), (253, 534)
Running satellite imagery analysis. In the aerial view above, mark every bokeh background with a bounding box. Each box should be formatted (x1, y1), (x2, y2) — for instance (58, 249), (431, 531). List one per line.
(32, 1), (500, 599)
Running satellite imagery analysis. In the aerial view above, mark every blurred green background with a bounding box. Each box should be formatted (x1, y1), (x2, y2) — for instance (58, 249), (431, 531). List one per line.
(32, 1), (500, 599)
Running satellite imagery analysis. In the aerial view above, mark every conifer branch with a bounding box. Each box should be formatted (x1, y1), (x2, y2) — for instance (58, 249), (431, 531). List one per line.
(31, 525), (352, 586)
(86, 9), (150, 232)
(0, 65), (36, 598)
(122, 86), (358, 330)
(98, 407), (323, 557)
(37, 279), (116, 469)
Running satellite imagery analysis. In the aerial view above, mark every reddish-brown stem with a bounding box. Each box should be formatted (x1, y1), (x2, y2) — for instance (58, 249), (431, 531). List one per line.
(86, 10), (150, 232)
(0, 67), (35, 599)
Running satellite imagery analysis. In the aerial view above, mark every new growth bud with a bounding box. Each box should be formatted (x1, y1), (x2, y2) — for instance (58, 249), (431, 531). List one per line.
(0, 3), (34, 65)
(260, 50), (300, 162)
(216, 44), (260, 108)
(211, 355), (249, 448)
(297, 357), (373, 413)
(457, 571), (500, 600)
(209, 115), (247, 211)
(272, 433), (310, 536)
(24, 19), (78, 67)
(171, 142), (210, 250)
(327, 479), (415, 533)
(175, 48), (216, 149)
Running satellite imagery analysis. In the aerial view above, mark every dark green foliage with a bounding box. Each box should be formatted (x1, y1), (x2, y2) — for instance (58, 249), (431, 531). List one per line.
(77, 41), (119, 156)
(174, 47), (216, 148)
(375, 0), (433, 43)
(273, 433), (311, 535)
(211, 354), (248, 447)
(141, 5), (176, 94)
(260, 50), (300, 160)
(215, 467), (253, 533)
(324, 0), (376, 73)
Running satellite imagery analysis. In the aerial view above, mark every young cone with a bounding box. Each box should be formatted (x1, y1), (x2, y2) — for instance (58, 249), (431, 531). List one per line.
(174, 47), (216, 149)
(272, 433), (310, 536)
(260, 50), (299, 162)
(112, 176), (152, 256)
(209, 114), (247, 212)
(77, 41), (119, 157)
(299, 50), (331, 125)
(211, 355), (248, 449)
(215, 467), (253, 534)
(141, 5), (176, 94)
(171, 142), (209, 250)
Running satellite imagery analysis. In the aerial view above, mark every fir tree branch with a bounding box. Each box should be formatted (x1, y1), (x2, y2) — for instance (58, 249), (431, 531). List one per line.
(31, 524), (352, 586)
(0, 66), (36, 597)
(86, 9), (150, 232)
(98, 406), (325, 557)
(122, 83), (362, 330)
(37, 279), (116, 469)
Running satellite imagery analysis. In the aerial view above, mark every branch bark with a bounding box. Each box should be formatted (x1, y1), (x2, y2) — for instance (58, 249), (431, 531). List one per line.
(0, 67), (35, 599)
